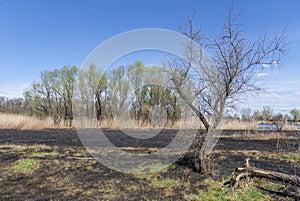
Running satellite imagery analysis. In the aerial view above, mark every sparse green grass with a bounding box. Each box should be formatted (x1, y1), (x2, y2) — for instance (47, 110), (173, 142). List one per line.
(132, 162), (176, 178)
(1, 144), (296, 200)
(218, 155), (227, 160)
(86, 165), (94, 171)
(261, 181), (284, 192)
(13, 159), (40, 175)
(214, 150), (300, 164)
(235, 188), (266, 201)
(0, 144), (52, 152)
(280, 153), (300, 163)
(152, 178), (182, 188)
(167, 163), (176, 170)
(31, 151), (58, 157)
(126, 185), (140, 191)
(184, 178), (272, 201)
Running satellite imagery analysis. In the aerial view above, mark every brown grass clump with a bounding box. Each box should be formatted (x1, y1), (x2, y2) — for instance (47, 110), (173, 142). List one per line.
(228, 131), (288, 140)
(222, 120), (258, 130)
(0, 113), (55, 130)
(0, 113), (298, 132)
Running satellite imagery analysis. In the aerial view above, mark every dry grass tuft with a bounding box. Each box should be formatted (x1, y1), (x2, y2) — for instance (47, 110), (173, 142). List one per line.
(228, 132), (288, 140)
(0, 113), (56, 130)
(221, 120), (258, 130)
(1, 113), (298, 132)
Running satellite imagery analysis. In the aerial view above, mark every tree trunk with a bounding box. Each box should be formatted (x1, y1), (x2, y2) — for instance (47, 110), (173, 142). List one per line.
(198, 155), (213, 175)
(192, 130), (214, 175)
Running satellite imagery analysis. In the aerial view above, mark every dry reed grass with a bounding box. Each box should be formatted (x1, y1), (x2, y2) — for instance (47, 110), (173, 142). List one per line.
(0, 113), (56, 130)
(227, 131), (288, 140)
(221, 120), (258, 130)
(0, 113), (298, 132)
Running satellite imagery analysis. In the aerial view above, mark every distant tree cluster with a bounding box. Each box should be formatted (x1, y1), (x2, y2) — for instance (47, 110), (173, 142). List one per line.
(290, 108), (300, 121)
(24, 65), (78, 126)
(0, 96), (30, 114)
(75, 61), (182, 127)
(23, 61), (183, 127)
(238, 106), (300, 122)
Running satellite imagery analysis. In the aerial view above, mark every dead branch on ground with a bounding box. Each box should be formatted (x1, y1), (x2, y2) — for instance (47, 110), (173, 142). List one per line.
(225, 158), (300, 199)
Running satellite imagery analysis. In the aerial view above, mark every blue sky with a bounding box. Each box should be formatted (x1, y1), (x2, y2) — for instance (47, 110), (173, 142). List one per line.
(0, 0), (299, 114)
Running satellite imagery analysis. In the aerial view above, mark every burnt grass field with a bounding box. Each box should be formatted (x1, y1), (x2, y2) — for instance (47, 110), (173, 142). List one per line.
(0, 129), (299, 200)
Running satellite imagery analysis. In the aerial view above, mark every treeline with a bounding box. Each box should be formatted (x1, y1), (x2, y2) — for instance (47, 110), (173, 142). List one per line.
(21, 61), (181, 127)
(2, 61), (299, 127)
(0, 97), (30, 114)
(238, 106), (300, 122)
(24, 65), (78, 126)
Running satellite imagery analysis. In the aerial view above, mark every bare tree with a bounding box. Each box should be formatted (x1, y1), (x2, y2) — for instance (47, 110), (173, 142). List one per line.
(252, 109), (262, 121)
(0, 96), (30, 114)
(262, 105), (273, 121)
(241, 108), (252, 121)
(167, 8), (287, 174)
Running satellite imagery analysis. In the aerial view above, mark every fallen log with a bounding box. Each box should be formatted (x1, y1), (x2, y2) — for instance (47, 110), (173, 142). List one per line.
(225, 158), (300, 196)
(234, 167), (300, 187)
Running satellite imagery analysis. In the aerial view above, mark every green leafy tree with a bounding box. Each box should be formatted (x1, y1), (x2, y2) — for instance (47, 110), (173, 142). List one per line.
(25, 65), (78, 126)
(290, 108), (300, 121)
(127, 61), (145, 124)
(110, 65), (130, 122)
(87, 64), (107, 122)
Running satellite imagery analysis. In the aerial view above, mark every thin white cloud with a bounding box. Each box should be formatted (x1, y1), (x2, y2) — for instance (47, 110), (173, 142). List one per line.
(0, 83), (30, 98)
(272, 61), (278, 67)
(256, 72), (269, 77)
(245, 90), (300, 113)
(294, 91), (300, 95)
(261, 61), (277, 68)
(261, 64), (271, 68)
(0, 91), (10, 96)
(262, 79), (300, 93)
